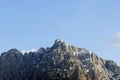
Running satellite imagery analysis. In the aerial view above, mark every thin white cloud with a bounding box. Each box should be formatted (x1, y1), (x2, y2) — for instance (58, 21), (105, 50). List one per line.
(30, 48), (37, 52)
(21, 50), (26, 54)
(21, 48), (37, 54)
(110, 32), (120, 46)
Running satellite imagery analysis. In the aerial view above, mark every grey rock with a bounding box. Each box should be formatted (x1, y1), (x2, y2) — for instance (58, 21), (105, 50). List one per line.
(0, 39), (119, 80)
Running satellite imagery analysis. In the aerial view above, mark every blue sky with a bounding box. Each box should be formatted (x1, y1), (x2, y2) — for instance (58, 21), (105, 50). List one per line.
(0, 0), (120, 65)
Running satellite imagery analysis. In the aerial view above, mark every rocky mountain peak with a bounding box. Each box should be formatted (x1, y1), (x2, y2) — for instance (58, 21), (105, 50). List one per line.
(0, 39), (119, 80)
(53, 39), (67, 47)
(52, 39), (79, 54)
(1, 48), (22, 56)
(55, 39), (64, 43)
(7, 48), (20, 54)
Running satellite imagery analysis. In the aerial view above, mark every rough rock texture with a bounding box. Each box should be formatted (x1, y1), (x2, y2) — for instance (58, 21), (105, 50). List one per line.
(0, 39), (120, 80)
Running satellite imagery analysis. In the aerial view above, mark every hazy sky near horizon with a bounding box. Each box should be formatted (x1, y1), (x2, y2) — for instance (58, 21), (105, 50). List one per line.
(0, 0), (120, 65)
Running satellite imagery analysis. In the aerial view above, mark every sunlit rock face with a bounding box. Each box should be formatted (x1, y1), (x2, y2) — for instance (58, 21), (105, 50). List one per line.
(0, 39), (119, 80)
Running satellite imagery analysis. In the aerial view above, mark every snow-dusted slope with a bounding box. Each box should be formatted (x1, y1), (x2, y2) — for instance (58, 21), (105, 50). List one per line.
(0, 39), (119, 80)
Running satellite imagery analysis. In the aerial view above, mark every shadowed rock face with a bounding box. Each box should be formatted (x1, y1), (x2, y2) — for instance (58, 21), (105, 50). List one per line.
(0, 39), (119, 80)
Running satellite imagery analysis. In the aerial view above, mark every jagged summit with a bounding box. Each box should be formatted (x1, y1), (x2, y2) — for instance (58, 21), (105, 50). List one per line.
(55, 39), (65, 44)
(52, 39), (79, 55)
(1, 48), (23, 56)
(53, 39), (67, 48)
(0, 39), (119, 80)
(7, 48), (20, 53)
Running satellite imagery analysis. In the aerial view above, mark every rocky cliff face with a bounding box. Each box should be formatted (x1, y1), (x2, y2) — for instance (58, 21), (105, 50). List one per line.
(0, 39), (120, 80)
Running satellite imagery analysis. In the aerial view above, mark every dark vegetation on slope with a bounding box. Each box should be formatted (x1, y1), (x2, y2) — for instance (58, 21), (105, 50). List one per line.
(0, 39), (120, 80)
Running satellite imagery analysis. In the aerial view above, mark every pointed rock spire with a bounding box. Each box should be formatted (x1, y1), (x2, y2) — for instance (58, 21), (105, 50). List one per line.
(55, 39), (65, 44)
(49, 39), (69, 53)
(53, 39), (67, 48)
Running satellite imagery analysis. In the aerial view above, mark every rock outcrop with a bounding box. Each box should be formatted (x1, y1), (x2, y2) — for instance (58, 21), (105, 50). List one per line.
(0, 39), (119, 80)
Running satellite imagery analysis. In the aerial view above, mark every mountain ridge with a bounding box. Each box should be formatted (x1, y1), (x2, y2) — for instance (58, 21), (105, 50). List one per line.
(0, 39), (120, 80)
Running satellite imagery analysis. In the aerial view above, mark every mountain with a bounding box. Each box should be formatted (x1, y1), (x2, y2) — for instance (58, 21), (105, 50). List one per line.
(0, 39), (120, 80)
